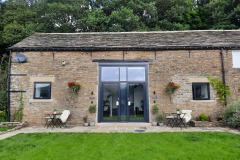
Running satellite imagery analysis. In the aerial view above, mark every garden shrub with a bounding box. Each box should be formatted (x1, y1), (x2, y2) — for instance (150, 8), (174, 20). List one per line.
(0, 110), (6, 122)
(224, 103), (240, 128)
(199, 113), (209, 121)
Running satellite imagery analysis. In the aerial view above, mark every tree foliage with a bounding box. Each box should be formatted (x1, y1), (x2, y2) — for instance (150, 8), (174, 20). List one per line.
(0, 54), (8, 122)
(0, 0), (239, 47)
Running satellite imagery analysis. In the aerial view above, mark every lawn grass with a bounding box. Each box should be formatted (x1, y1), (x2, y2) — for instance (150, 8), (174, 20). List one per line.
(0, 126), (14, 132)
(0, 132), (239, 160)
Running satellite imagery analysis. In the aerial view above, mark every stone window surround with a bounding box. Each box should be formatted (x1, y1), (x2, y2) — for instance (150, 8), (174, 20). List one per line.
(189, 77), (215, 103)
(29, 76), (55, 103)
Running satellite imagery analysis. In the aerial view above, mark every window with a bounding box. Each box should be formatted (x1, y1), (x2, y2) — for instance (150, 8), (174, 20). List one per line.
(232, 50), (240, 68)
(101, 66), (146, 82)
(34, 82), (51, 99)
(127, 67), (145, 81)
(101, 67), (119, 81)
(192, 83), (210, 100)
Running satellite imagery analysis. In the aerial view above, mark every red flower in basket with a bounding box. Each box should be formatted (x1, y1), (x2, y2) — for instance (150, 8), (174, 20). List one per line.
(165, 82), (180, 95)
(67, 82), (81, 93)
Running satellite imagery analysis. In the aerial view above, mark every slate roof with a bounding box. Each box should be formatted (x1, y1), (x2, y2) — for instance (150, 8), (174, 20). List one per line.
(9, 30), (240, 51)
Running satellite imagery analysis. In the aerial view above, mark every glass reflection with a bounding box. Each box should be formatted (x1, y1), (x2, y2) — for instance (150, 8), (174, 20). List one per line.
(128, 67), (145, 81)
(101, 67), (119, 81)
(102, 83), (119, 121)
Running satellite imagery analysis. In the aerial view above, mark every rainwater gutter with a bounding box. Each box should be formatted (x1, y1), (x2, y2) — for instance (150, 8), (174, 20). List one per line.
(7, 50), (12, 121)
(220, 48), (227, 107)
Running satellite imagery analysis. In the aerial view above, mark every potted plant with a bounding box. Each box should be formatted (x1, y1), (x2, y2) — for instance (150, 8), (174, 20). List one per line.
(176, 108), (180, 114)
(53, 109), (57, 114)
(88, 104), (96, 126)
(151, 103), (159, 126)
(156, 114), (164, 126)
(83, 115), (88, 127)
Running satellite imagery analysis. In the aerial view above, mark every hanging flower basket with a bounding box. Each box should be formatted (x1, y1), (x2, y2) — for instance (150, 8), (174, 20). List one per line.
(67, 82), (81, 93)
(165, 82), (180, 95)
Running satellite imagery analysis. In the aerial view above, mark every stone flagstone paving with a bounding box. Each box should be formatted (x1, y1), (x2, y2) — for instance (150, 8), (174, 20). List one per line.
(0, 123), (239, 140)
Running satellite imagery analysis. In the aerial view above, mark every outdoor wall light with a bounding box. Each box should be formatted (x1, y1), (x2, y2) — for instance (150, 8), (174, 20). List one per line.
(62, 61), (66, 66)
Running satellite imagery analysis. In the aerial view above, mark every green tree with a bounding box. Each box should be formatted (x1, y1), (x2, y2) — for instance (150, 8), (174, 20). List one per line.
(201, 0), (239, 29)
(108, 6), (141, 31)
(1, 0), (38, 45)
(79, 8), (108, 32)
(36, 0), (88, 32)
(0, 54), (8, 122)
(155, 0), (195, 30)
(2, 20), (25, 45)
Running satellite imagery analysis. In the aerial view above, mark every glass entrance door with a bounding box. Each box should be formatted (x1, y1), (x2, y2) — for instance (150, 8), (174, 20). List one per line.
(128, 83), (145, 121)
(102, 83), (119, 121)
(99, 63), (149, 122)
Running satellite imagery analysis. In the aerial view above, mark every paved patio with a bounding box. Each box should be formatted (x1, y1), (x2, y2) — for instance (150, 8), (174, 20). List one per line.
(0, 123), (239, 140)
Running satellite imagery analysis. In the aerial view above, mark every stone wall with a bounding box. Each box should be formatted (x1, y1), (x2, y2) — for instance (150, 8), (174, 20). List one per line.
(10, 49), (240, 125)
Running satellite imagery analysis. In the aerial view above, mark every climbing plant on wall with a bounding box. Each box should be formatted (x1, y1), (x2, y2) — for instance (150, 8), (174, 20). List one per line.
(208, 76), (231, 104)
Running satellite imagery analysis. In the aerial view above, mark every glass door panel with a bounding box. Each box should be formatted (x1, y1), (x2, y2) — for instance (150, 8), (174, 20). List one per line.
(120, 83), (127, 122)
(102, 83), (119, 121)
(128, 67), (145, 81)
(128, 83), (144, 121)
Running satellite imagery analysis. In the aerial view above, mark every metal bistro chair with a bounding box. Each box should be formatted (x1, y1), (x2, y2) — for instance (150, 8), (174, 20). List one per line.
(57, 110), (71, 128)
(165, 112), (176, 127)
(180, 110), (192, 128)
(44, 114), (52, 128)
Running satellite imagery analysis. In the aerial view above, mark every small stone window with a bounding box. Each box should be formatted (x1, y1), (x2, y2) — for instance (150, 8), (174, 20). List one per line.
(192, 83), (210, 100)
(34, 82), (51, 99)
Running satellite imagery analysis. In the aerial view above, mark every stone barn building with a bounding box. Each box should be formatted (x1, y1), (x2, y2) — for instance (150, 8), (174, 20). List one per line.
(8, 30), (240, 126)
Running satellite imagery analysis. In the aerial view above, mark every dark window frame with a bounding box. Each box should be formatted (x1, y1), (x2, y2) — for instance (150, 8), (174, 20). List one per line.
(33, 82), (51, 99)
(192, 82), (210, 100)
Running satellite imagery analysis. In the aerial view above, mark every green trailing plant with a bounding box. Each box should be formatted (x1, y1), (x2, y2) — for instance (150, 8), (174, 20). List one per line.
(208, 76), (230, 104)
(13, 92), (24, 122)
(88, 104), (97, 113)
(198, 113), (209, 121)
